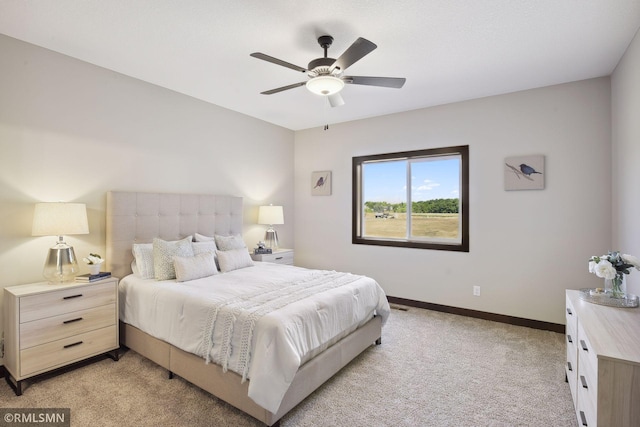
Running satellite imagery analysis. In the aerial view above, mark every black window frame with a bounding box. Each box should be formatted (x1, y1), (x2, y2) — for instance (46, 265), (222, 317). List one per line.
(352, 145), (469, 252)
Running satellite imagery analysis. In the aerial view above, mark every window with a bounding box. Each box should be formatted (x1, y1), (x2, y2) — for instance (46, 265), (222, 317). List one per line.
(352, 145), (469, 252)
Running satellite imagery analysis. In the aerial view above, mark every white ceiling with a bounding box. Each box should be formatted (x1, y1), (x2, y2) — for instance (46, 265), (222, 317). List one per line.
(1, 1), (639, 131)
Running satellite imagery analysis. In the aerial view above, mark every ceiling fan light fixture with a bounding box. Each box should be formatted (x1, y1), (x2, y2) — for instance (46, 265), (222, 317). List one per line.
(306, 75), (344, 96)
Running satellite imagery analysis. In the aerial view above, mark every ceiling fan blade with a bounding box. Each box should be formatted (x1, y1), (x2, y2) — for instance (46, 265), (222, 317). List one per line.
(328, 93), (345, 108)
(330, 38), (377, 72)
(260, 81), (307, 95)
(250, 52), (307, 73)
(345, 76), (406, 88)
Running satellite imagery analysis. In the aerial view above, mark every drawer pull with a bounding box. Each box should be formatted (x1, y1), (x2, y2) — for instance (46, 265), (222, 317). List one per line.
(580, 340), (589, 352)
(63, 341), (83, 349)
(63, 317), (83, 324)
(567, 361), (573, 372)
(579, 410), (588, 426)
(580, 375), (588, 389)
(567, 334), (573, 343)
(567, 308), (573, 315)
(63, 294), (83, 300)
(275, 257), (283, 260)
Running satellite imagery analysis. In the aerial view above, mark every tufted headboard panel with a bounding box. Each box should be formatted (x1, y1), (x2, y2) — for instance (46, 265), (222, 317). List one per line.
(105, 191), (243, 280)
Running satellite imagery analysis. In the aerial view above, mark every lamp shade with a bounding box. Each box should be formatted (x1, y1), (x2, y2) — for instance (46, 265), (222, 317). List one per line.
(32, 202), (88, 283)
(32, 203), (89, 236)
(258, 205), (284, 225)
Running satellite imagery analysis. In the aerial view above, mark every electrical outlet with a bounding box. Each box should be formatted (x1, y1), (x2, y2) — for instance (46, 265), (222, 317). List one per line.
(473, 286), (481, 296)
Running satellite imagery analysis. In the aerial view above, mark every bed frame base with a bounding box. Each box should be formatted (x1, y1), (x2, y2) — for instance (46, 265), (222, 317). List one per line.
(120, 316), (382, 426)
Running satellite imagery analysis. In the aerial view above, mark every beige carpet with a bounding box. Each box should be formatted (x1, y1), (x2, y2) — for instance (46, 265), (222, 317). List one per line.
(1, 306), (576, 426)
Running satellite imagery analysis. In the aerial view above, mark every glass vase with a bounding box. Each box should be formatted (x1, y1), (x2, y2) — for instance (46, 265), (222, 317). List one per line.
(605, 274), (627, 299)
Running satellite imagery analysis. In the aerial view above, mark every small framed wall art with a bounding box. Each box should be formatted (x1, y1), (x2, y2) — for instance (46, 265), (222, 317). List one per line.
(504, 155), (545, 190)
(311, 171), (332, 196)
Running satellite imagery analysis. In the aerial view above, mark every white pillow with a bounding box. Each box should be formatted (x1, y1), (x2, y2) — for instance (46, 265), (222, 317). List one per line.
(214, 234), (246, 251)
(216, 248), (254, 273)
(132, 243), (154, 279)
(192, 240), (218, 255)
(174, 252), (218, 282)
(193, 240), (219, 270)
(153, 236), (194, 280)
(194, 232), (215, 242)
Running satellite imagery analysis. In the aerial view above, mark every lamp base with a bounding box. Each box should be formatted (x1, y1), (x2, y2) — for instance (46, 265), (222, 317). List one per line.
(43, 242), (80, 283)
(264, 228), (279, 250)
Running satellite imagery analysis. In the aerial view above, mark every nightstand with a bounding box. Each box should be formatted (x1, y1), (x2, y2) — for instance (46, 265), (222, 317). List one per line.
(250, 248), (294, 265)
(3, 277), (119, 395)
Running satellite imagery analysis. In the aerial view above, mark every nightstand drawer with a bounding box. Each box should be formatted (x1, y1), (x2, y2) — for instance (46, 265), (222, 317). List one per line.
(251, 249), (294, 265)
(20, 325), (118, 377)
(20, 304), (116, 349)
(20, 281), (116, 323)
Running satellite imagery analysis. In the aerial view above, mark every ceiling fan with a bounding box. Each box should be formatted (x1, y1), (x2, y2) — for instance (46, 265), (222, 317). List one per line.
(250, 35), (406, 107)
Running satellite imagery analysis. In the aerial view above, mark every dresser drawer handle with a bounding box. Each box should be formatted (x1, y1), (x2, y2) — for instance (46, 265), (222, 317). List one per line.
(63, 341), (83, 349)
(63, 294), (83, 300)
(580, 340), (589, 352)
(567, 334), (573, 343)
(566, 308), (573, 315)
(275, 257), (283, 260)
(580, 375), (588, 389)
(579, 410), (588, 426)
(63, 317), (83, 324)
(567, 361), (573, 372)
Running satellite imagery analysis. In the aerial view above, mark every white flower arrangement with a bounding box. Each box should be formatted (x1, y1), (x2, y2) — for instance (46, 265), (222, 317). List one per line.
(589, 251), (640, 297)
(83, 253), (104, 265)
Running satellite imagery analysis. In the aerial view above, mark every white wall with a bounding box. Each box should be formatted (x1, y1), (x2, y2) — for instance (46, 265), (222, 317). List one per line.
(612, 29), (640, 296)
(0, 35), (294, 362)
(294, 78), (612, 325)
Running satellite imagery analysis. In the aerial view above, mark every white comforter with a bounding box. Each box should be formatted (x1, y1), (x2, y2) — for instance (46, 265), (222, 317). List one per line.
(118, 262), (390, 413)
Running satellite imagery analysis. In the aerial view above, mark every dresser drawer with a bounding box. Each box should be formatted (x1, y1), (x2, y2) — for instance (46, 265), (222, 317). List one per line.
(577, 376), (597, 427)
(20, 325), (118, 377)
(566, 338), (578, 402)
(20, 304), (116, 349)
(19, 281), (116, 323)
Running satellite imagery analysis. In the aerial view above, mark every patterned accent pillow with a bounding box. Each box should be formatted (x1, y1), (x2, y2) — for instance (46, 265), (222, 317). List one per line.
(132, 243), (154, 279)
(216, 248), (254, 273)
(214, 234), (246, 251)
(153, 236), (194, 280)
(173, 252), (218, 282)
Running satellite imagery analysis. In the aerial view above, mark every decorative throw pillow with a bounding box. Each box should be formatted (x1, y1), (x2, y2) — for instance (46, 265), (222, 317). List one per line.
(132, 243), (154, 279)
(214, 234), (246, 251)
(192, 241), (218, 255)
(153, 236), (194, 280)
(173, 252), (218, 282)
(194, 232), (215, 242)
(216, 248), (254, 273)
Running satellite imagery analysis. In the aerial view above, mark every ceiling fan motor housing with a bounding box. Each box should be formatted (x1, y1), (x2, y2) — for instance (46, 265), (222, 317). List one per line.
(307, 57), (338, 76)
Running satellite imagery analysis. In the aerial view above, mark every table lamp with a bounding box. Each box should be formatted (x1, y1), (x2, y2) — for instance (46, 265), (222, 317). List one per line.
(258, 205), (284, 249)
(32, 202), (89, 283)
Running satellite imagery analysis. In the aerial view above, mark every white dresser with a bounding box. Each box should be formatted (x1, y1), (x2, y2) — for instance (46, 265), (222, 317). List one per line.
(4, 277), (119, 395)
(565, 289), (640, 426)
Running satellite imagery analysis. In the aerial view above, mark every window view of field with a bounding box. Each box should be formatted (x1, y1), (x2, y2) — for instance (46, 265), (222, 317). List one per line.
(363, 206), (459, 239)
(355, 146), (467, 250)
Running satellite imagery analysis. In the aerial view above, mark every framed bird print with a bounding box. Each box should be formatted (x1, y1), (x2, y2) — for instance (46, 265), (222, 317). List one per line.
(311, 171), (332, 196)
(504, 155), (545, 190)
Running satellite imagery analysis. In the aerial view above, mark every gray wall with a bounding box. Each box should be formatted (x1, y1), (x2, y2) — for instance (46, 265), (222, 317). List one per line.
(0, 35), (295, 362)
(294, 78), (612, 325)
(612, 28), (640, 296)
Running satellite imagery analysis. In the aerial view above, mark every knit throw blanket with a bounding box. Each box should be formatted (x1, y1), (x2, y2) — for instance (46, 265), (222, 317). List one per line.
(199, 270), (362, 381)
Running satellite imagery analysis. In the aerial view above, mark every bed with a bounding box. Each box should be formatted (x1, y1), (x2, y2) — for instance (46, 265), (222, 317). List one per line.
(105, 191), (390, 426)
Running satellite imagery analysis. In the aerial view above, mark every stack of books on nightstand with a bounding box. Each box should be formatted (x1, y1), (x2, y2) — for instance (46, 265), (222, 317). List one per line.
(76, 272), (112, 282)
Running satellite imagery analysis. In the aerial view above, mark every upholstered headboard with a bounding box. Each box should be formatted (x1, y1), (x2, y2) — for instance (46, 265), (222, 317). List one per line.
(105, 191), (243, 280)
